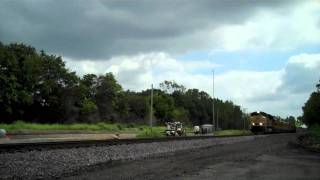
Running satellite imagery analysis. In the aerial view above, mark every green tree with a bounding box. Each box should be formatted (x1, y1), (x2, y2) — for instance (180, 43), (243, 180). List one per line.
(159, 80), (186, 94)
(0, 42), (80, 123)
(172, 107), (190, 124)
(302, 91), (320, 126)
(95, 73), (122, 122)
(81, 74), (98, 99)
(0, 41), (247, 127)
(153, 90), (175, 123)
(126, 91), (149, 123)
(0, 43), (20, 122)
(285, 116), (296, 125)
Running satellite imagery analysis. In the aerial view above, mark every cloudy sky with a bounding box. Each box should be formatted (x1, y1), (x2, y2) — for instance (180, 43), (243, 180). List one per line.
(1, 0), (319, 117)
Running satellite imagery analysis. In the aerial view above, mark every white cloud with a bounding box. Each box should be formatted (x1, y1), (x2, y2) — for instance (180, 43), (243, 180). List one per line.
(65, 52), (320, 118)
(211, 1), (320, 51)
(288, 53), (320, 69)
(65, 53), (219, 91)
(216, 53), (320, 117)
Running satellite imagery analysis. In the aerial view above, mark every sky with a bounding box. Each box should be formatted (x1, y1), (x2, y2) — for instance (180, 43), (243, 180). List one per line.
(0, 0), (320, 117)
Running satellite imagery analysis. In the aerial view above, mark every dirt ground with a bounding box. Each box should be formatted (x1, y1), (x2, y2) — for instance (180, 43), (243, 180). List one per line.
(63, 133), (320, 180)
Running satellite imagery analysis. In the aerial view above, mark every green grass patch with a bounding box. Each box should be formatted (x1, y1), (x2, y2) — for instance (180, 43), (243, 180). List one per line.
(136, 127), (166, 138)
(0, 121), (120, 131)
(0, 120), (165, 133)
(214, 129), (252, 136)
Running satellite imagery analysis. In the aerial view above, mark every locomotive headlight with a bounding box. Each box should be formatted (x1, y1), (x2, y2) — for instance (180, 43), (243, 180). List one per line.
(259, 122), (263, 126)
(252, 123), (255, 126)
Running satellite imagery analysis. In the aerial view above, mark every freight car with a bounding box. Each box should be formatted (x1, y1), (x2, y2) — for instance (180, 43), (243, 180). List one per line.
(249, 111), (296, 134)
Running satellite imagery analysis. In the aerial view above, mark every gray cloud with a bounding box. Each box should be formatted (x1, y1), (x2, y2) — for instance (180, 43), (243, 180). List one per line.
(244, 54), (320, 116)
(0, 0), (298, 60)
(281, 63), (320, 94)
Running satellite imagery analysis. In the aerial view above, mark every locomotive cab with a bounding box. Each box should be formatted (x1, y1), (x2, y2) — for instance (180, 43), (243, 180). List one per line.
(249, 111), (273, 134)
(249, 111), (296, 134)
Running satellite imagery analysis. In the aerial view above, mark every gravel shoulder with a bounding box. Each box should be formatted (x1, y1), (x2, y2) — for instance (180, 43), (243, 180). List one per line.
(1, 134), (318, 180)
(0, 135), (258, 179)
(64, 133), (320, 180)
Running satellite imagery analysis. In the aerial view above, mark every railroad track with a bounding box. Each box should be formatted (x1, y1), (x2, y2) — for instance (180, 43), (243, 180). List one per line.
(0, 134), (256, 153)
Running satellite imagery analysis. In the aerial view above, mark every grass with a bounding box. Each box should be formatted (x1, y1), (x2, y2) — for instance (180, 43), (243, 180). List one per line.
(0, 121), (253, 138)
(0, 120), (164, 134)
(136, 127), (166, 138)
(297, 124), (320, 152)
(214, 129), (252, 136)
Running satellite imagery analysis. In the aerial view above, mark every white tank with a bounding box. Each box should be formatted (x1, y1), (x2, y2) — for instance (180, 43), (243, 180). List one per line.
(0, 129), (6, 138)
(201, 124), (213, 134)
(194, 126), (200, 134)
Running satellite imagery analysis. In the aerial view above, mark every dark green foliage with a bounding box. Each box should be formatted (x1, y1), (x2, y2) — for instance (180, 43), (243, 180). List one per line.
(95, 73), (122, 122)
(159, 80), (186, 94)
(0, 42), (247, 129)
(153, 90), (175, 123)
(302, 89), (320, 126)
(284, 116), (296, 124)
(125, 91), (148, 122)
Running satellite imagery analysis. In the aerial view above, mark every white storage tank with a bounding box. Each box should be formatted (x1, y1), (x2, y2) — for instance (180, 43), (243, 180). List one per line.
(0, 129), (6, 138)
(201, 124), (213, 134)
(193, 126), (200, 134)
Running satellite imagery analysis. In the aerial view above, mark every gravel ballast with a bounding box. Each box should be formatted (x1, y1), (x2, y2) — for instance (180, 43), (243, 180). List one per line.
(0, 135), (265, 179)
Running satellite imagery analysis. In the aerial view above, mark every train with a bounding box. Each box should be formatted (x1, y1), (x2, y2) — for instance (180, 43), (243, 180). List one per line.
(249, 111), (296, 134)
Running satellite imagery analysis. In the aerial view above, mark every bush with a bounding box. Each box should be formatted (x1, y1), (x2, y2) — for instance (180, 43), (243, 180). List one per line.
(302, 91), (320, 126)
(309, 124), (320, 137)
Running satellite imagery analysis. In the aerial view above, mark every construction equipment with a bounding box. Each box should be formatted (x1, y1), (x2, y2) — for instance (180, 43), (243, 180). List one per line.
(165, 122), (186, 136)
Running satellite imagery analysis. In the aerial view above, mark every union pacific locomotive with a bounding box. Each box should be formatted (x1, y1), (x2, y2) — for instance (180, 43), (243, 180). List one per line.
(249, 111), (296, 134)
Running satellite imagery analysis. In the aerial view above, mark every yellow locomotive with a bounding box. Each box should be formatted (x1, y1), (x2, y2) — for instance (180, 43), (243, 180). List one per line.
(249, 111), (296, 134)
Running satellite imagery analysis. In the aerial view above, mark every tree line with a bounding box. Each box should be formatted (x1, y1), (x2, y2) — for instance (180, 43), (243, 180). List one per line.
(302, 80), (320, 126)
(0, 42), (246, 129)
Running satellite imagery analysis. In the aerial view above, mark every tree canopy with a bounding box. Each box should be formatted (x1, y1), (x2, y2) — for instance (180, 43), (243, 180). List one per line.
(302, 80), (320, 126)
(0, 42), (249, 129)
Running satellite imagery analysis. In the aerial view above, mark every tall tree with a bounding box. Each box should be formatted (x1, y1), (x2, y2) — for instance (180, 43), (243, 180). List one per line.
(95, 73), (122, 122)
(153, 90), (175, 123)
(302, 90), (320, 126)
(0, 41), (246, 127)
(159, 80), (186, 94)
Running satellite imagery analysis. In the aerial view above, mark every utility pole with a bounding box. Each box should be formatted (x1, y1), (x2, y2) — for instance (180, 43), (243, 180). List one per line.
(150, 84), (153, 127)
(212, 70), (215, 131)
(150, 58), (154, 128)
(243, 108), (247, 130)
(217, 108), (219, 131)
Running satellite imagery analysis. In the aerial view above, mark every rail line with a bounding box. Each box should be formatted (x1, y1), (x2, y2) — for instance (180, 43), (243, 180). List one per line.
(0, 134), (261, 154)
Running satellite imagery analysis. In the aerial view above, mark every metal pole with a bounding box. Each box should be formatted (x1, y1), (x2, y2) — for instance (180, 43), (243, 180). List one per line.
(217, 108), (219, 131)
(212, 70), (215, 131)
(243, 108), (247, 130)
(150, 84), (153, 127)
(243, 114), (245, 130)
(150, 58), (153, 128)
